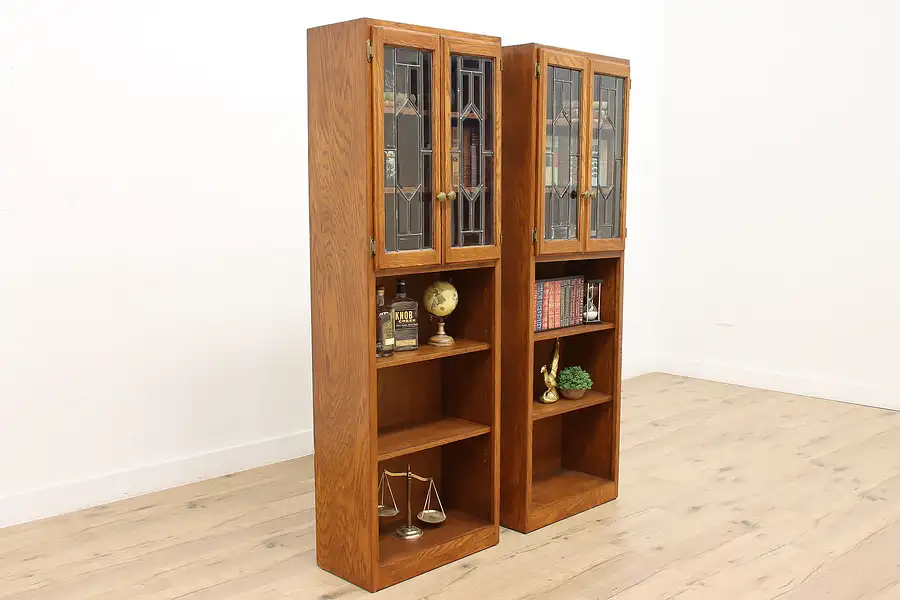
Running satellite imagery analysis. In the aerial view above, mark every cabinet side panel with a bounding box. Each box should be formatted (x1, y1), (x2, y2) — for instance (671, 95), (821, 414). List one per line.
(307, 21), (376, 591)
(499, 44), (537, 532)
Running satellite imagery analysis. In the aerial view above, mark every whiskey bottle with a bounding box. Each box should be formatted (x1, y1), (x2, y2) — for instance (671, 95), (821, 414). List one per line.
(375, 286), (394, 358)
(391, 279), (419, 352)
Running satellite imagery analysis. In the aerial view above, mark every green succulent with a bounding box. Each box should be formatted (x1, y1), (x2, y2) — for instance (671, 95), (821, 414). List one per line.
(557, 366), (593, 391)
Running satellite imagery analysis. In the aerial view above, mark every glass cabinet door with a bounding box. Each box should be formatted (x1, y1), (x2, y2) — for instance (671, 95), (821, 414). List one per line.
(372, 28), (442, 269)
(442, 39), (501, 263)
(536, 50), (588, 255)
(585, 61), (629, 252)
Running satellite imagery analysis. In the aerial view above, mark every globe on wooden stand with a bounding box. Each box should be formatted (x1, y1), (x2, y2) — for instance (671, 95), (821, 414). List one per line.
(422, 280), (459, 347)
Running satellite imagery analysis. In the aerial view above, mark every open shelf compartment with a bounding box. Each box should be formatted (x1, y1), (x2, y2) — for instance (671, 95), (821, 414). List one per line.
(377, 350), (493, 461)
(534, 257), (620, 331)
(376, 436), (494, 588)
(529, 405), (617, 530)
(376, 266), (494, 355)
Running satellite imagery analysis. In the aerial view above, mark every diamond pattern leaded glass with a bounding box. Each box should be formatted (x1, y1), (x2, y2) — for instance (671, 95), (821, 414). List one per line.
(544, 66), (581, 241)
(589, 74), (625, 239)
(383, 46), (433, 252)
(450, 55), (494, 247)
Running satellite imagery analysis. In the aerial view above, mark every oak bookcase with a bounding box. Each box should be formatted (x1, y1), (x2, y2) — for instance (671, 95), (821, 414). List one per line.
(308, 19), (502, 591)
(499, 43), (629, 533)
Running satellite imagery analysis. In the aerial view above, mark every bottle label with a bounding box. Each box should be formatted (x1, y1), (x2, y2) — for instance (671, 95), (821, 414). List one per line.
(381, 319), (395, 349)
(394, 308), (418, 349)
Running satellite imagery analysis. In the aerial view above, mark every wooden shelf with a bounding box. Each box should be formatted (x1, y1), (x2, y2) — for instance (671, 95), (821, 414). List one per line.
(376, 339), (490, 369)
(378, 417), (490, 461)
(530, 469), (616, 529)
(379, 510), (494, 588)
(531, 391), (613, 421)
(533, 321), (615, 341)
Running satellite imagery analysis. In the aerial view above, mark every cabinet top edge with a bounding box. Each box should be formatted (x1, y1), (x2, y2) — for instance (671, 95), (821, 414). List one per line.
(504, 42), (630, 67)
(307, 18), (501, 44)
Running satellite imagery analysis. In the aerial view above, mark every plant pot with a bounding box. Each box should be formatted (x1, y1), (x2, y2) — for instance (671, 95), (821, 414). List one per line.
(560, 388), (586, 400)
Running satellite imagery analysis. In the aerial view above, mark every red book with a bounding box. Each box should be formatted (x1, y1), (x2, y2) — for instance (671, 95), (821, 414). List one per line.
(534, 281), (538, 331)
(553, 280), (561, 328)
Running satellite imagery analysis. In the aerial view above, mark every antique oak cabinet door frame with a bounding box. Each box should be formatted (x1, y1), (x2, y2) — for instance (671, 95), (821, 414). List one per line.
(535, 48), (590, 256)
(583, 58), (629, 253)
(372, 27), (443, 269)
(441, 37), (502, 264)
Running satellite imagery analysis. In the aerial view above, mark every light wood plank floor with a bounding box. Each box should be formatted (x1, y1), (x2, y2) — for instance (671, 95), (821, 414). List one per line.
(3, 373), (900, 599)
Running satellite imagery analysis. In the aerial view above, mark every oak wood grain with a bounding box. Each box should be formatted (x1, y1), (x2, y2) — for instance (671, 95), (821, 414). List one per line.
(309, 18), (502, 590)
(307, 19), (377, 591)
(500, 42), (628, 534)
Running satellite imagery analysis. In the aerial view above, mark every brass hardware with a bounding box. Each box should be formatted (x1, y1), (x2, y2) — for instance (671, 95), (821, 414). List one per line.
(370, 237), (375, 257)
(581, 190), (591, 199)
(437, 192), (447, 202)
(366, 39), (373, 62)
(532, 227), (537, 244)
(379, 467), (446, 541)
(447, 190), (457, 202)
(535, 62), (541, 78)
(500, 58), (503, 72)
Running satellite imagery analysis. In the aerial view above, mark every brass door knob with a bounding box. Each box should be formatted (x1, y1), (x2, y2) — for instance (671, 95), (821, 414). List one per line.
(447, 190), (457, 202)
(437, 192), (447, 202)
(581, 190), (591, 199)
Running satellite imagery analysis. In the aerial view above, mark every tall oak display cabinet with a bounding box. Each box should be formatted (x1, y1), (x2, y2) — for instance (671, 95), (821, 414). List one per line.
(500, 43), (629, 533)
(307, 19), (502, 592)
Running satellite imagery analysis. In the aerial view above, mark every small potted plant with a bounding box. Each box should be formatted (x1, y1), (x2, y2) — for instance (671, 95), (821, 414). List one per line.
(557, 366), (593, 399)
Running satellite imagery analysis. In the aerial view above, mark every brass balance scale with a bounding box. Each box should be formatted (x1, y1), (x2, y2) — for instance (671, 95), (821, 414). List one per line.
(377, 465), (446, 540)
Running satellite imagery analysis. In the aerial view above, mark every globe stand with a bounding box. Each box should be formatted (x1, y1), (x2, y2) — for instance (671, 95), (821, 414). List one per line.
(428, 318), (454, 347)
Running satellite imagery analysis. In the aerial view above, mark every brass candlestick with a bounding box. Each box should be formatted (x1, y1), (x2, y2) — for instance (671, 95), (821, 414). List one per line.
(378, 466), (446, 540)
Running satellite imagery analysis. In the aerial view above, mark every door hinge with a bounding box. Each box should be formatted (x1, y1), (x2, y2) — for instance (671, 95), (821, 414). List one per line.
(628, 78), (632, 90)
(500, 58), (504, 72)
(532, 228), (537, 244)
(499, 231), (503, 246)
(535, 62), (541, 78)
(370, 237), (375, 256)
(366, 39), (373, 62)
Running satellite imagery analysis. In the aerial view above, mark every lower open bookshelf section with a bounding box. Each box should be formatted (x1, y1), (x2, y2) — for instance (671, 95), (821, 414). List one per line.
(378, 509), (494, 587)
(376, 433), (495, 588)
(528, 400), (617, 531)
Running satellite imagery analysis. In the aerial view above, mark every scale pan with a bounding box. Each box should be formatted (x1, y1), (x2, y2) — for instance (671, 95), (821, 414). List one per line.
(378, 506), (400, 518)
(417, 509), (446, 524)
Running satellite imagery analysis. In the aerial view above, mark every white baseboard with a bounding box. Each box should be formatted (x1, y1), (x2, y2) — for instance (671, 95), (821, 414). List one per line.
(623, 356), (660, 380)
(658, 356), (900, 413)
(0, 429), (313, 529)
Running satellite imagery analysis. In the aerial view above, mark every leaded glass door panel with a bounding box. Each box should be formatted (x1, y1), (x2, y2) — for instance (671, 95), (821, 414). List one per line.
(585, 59), (629, 253)
(441, 38), (501, 263)
(372, 27), (442, 269)
(536, 50), (589, 255)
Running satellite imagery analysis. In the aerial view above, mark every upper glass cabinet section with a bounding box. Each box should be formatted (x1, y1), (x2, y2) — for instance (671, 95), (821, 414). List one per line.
(544, 66), (582, 242)
(589, 75), (625, 239)
(383, 45), (434, 253)
(450, 54), (495, 248)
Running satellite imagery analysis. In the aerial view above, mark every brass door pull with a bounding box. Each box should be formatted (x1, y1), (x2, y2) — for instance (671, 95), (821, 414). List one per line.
(447, 190), (457, 202)
(437, 192), (447, 202)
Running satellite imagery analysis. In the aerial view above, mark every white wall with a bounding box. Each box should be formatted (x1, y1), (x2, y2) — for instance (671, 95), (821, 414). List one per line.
(0, 1), (664, 526)
(660, 0), (900, 409)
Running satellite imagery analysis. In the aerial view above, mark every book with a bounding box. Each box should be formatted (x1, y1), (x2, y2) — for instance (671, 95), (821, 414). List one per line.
(542, 280), (549, 330)
(535, 281), (543, 331)
(562, 279), (570, 328)
(575, 277), (584, 325)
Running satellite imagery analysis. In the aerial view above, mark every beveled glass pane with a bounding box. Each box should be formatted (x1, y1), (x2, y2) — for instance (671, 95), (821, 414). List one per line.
(450, 54), (495, 248)
(589, 74), (625, 239)
(383, 46), (433, 253)
(544, 65), (581, 241)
